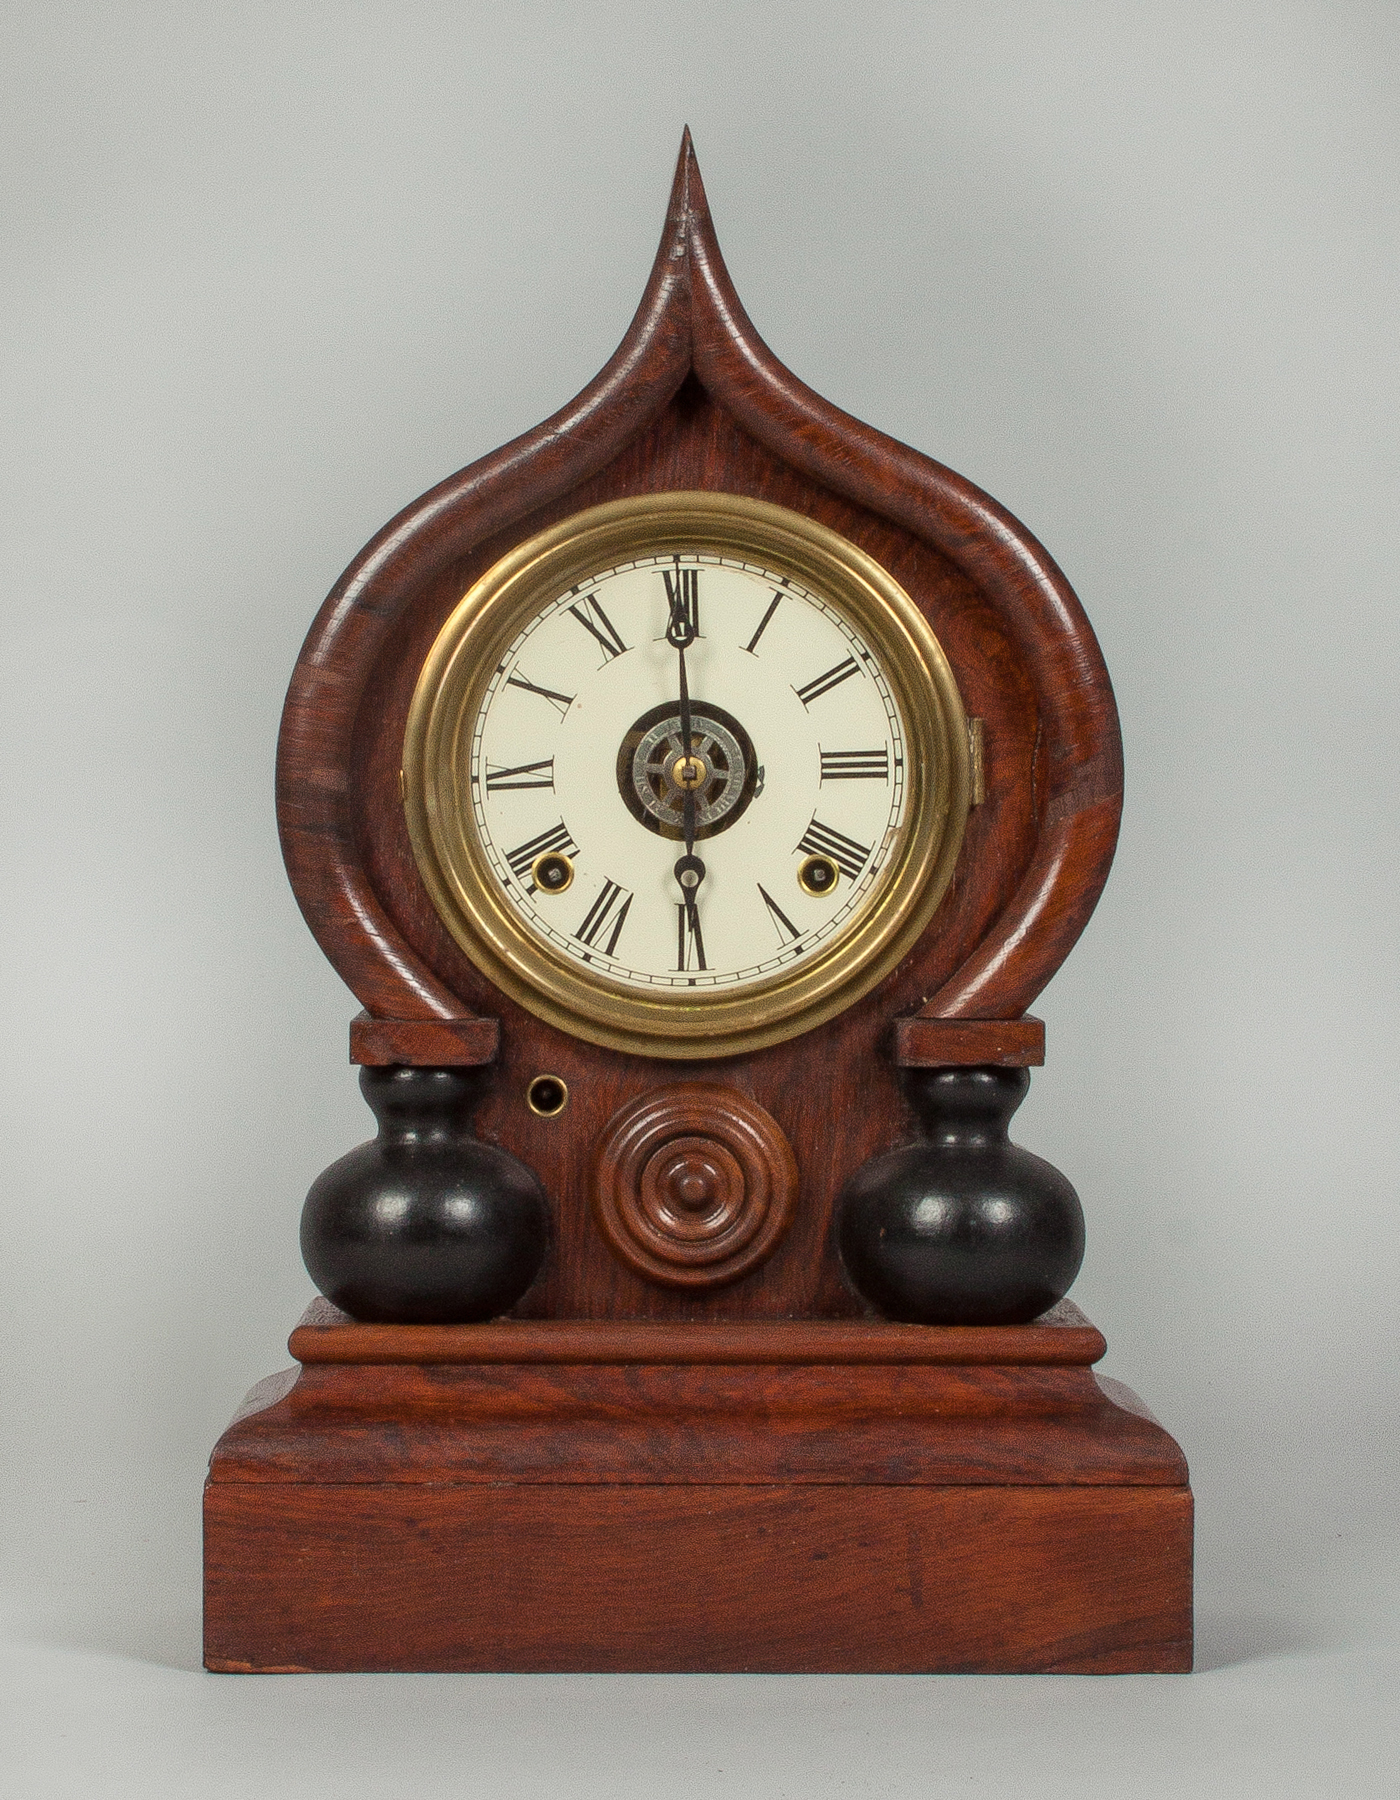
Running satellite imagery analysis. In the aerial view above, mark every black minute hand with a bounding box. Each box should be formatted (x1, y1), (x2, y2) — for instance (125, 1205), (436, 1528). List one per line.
(664, 567), (698, 652)
(664, 567), (702, 859)
(677, 648), (696, 860)
(666, 569), (706, 967)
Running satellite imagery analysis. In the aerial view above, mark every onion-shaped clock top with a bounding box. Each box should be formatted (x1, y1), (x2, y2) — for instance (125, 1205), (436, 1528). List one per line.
(403, 494), (969, 1057)
(277, 130), (1122, 1069)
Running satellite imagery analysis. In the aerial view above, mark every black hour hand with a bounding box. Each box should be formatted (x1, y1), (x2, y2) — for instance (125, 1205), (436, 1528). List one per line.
(673, 852), (708, 971)
(673, 852), (706, 896)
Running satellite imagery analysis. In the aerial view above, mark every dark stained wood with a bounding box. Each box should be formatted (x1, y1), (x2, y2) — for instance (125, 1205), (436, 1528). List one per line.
(276, 155), (692, 1027)
(349, 1010), (498, 1066)
(204, 1298), (1190, 1673)
(349, 376), (1045, 1318)
(682, 160), (1123, 1021)
(358, 386), (1038, 1037)
(895, 1014), (1045, 1067)
(591, 1082), (798, 1289)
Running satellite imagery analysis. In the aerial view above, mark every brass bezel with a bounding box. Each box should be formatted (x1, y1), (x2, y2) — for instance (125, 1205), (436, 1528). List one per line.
(402, 492), (970, 1059)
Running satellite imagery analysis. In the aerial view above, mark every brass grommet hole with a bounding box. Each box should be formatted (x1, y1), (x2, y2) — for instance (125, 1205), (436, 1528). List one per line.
(527, 1075), (569, 1117)
(797, 853), (839, 897)
(531, 852), (574, 894)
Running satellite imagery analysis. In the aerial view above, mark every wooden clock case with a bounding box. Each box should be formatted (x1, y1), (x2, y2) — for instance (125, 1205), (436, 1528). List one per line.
(204, 136), (1191, 1673)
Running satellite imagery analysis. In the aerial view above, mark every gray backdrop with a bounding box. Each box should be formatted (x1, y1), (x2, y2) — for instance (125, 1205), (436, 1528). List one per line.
(2, 3), (1396, 1795)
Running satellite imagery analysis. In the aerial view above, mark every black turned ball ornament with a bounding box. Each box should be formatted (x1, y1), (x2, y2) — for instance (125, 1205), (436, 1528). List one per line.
(301, 1066), (549, 1324)
(838, 1067), (1084, 1326)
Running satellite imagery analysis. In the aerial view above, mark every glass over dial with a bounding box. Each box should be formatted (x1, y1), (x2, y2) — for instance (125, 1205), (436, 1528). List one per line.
(470, 552), (908, 992)
(403, 492), (969, 1059)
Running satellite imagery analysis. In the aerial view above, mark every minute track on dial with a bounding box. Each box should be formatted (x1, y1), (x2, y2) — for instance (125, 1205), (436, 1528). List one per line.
(404, 490), (967, 1050)
(472, 548), (906, 989)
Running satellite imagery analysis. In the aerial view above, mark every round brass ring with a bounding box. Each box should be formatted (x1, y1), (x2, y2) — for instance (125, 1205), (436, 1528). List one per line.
(526, 1074), (569, 1117)
(402, 491), (970, 1059)
(798, 853), (840, 898)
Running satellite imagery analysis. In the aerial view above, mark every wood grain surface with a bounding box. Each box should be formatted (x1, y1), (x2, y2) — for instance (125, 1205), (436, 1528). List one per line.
(348, 1010), (499, 1066)
(209, 1364), (1186, 1489)
(205, 1481), (1192, 1674)
(278, 131), (1121, 1034)
(273, 134), (1122, 1322)
(215, 138), (1176, 1678)
(894, 1014), (1046, 1066)
(284, 1293), (1107, 1364)
(590, 1082), (799, 1289)
(204, 1297), (1190, 1673)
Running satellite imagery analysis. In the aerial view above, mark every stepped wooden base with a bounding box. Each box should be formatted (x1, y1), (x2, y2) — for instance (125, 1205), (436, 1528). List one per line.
(204, 1300), (1192, 1673)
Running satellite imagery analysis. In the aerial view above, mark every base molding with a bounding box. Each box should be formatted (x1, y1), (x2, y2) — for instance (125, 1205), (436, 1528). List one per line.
(204, 1301), (1192, 1674)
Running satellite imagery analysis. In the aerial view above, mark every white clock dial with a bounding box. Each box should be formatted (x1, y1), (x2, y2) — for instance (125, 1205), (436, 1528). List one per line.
(404, 491), (970, 1060)
(469, 553), (908, 992)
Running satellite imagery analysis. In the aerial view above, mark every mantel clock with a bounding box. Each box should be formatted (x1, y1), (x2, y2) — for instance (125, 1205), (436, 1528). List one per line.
(204, 135), (1192, 1675)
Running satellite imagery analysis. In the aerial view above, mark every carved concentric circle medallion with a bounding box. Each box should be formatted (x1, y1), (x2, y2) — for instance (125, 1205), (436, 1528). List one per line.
(592, 1083), (799, 1289)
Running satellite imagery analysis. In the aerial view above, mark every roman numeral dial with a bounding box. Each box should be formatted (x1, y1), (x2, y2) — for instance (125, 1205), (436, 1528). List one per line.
(504, 821), (577, 892)
(797, 817), (873, 884)
(757, 884), (801, 947)
(399, 483), (974, 1066)
(820, 748), (889, 782)
(662, 566), (699, 640)
(505, 669), (575, 718)
(464, 540), (918, 993)
(742, 590), (782, 655)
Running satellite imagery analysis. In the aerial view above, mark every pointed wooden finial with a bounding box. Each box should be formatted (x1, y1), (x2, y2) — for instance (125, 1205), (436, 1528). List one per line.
(280, 132), (1122, 1047)
(661, 126), (710, 260)
(678, 127), (713, 236)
